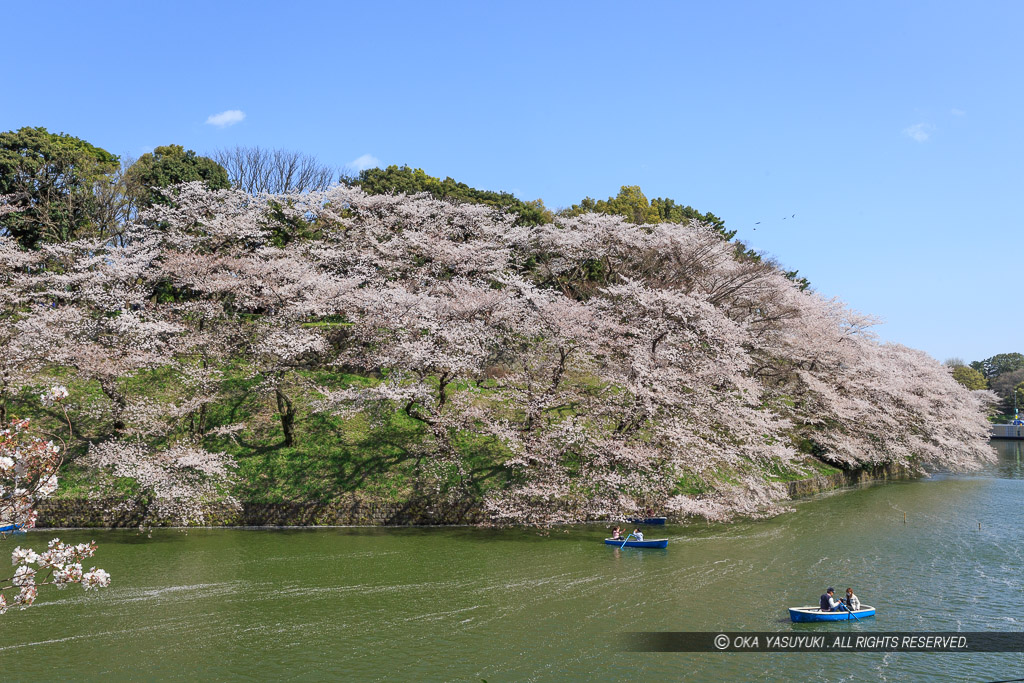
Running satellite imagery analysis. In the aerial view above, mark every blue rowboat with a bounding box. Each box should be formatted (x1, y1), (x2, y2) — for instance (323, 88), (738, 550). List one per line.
(788, 605), (876, 622)
(626, 517), (667, 525)
(605, 538), (668, 549)
(0, 523), (24, 534)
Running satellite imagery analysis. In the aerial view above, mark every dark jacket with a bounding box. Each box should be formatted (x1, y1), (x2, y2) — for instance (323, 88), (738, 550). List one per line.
(820, 593), (833, 611)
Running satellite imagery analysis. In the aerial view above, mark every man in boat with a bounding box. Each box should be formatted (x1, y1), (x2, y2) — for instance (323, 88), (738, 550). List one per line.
(843, 587), (860, 611)
(819, 587), (842, 612)
(632, 528), (644, 541)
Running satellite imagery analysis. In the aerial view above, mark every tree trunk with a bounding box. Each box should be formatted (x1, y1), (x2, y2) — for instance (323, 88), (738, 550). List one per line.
(276, 386), (296, 447)
(99, 378), (127, 433)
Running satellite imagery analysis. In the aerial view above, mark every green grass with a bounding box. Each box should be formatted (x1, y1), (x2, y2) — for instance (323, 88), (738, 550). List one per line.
(671, 472), (714, 496)
(18, 360), (850, 512)
(763, 457), (841, 483)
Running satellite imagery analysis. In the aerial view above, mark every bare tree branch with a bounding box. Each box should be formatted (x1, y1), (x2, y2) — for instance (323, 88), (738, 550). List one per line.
(212, 146), (339, 194)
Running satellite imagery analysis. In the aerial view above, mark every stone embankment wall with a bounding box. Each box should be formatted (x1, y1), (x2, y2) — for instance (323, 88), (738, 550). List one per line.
(35, 463), (916, 528)
(35, 495), (486, 528)
(785, 463), (916, 499)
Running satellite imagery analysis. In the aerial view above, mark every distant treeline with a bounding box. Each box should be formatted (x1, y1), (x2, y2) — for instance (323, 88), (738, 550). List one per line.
(0, 127), (808, 289)
(948, 353), (1024, 414)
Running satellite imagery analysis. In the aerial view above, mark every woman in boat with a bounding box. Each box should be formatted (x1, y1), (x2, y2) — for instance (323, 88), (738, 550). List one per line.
(611, 526), (622, 540)
(844, 588), (860, 611)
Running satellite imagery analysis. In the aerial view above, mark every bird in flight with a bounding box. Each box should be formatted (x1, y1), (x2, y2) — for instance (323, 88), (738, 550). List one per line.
(753, 214), (796, 230)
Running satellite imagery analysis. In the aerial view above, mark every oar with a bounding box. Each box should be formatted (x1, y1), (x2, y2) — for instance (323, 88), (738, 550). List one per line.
(841, 602), (860, 620)
(620, 533), (635, 549)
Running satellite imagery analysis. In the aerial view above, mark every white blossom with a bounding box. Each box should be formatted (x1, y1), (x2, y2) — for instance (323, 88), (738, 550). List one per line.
(82, 568), (110, 590)
(10, 547), (38, 566)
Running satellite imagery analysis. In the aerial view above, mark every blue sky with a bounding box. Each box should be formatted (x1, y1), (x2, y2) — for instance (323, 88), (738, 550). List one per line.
(5, 1), (1021, 363)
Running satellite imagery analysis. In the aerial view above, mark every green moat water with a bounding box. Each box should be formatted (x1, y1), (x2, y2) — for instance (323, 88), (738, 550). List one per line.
(2, 441), (1022, 681)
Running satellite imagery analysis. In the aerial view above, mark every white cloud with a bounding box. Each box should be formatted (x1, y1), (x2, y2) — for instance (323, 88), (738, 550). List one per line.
(205, 110), (246, 128)
(950, 108), (966, 117)
(349, 154), (381, 171)
(903, 123), (934, 143)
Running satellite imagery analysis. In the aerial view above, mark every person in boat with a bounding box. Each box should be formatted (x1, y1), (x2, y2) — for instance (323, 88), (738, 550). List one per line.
(611, 526), (622, 540)
(632, 528), (644, 541)
(819, 587), (842, 612)
(843, 587), (860, 611)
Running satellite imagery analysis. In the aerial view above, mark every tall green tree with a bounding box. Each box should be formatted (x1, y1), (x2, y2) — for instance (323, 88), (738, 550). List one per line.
(125, 145), (230, 207)
(650, 196), (733, 239)
(970, 352), (1024, 380)
(0, 127), (120, 248)
(564, 186), (729, 234)
(952, 365), (987, 390)
(562, 185), (809, 289)
(350, 165), (552, 226)
(564, 185), (659, 225)
(990, 368), (1024, 412)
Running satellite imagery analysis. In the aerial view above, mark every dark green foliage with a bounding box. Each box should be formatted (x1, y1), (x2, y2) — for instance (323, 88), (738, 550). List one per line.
(265, 199), (323, 247)
(783, 269), (811, 291)
(126, 144), (230, 207)
(0, 126), (120, 248)
(650, 196), (732, 239)
(988, 368), (1024, 414)
(350, 165), (552, 226)
(970, 352), (1024, 380)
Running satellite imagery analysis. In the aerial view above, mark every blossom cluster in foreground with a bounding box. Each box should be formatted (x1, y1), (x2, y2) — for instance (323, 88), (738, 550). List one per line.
(0, 390), (109, 614)
(1, 538), (110, 613)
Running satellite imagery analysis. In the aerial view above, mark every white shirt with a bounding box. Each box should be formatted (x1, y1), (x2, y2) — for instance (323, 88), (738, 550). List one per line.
(847, 593), (861, 610)
(634, 531), (644, 541)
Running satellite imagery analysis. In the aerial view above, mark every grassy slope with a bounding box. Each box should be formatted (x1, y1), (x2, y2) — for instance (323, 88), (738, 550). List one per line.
(12, 360), (843, 510)
(20, 364), (513, 505)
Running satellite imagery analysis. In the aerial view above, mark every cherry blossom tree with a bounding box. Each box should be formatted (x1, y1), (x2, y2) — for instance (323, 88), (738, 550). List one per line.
(0, 389), (109, 614)
(1, 194), (237, 524)
(144, 184), (359, 447)
(0, 182), (999, 527)
(288, 185), (997, 524)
